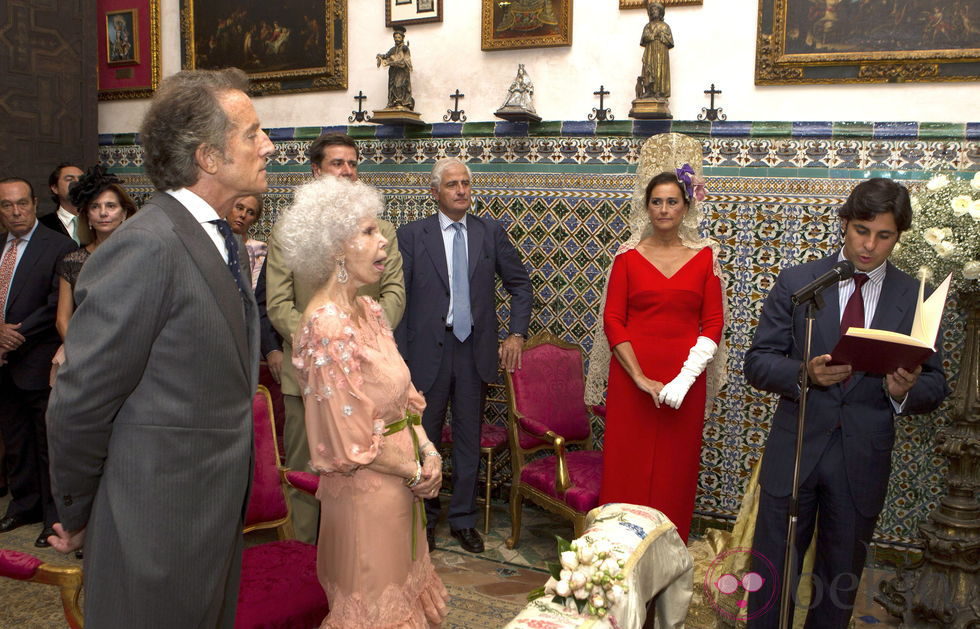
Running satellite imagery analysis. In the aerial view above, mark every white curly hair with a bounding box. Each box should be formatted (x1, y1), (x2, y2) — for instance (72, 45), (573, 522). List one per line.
(275, 176), (383, 284)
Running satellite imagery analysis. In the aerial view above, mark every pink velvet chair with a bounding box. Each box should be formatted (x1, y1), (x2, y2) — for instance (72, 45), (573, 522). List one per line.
(0, 550), (83, 628)
(237, 384), (328, 629)
(503, 331), (603, 549)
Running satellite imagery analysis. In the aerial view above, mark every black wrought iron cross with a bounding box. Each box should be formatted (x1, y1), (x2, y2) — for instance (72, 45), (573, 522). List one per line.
(444, 89), (467, 122)
(697, 83), (727, 122)
(349, 90), (371, 123)
(588, 85), (614, 122)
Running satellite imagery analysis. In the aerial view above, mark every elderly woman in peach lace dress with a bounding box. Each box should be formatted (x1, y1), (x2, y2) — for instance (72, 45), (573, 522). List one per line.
(277, 175), (448, 628)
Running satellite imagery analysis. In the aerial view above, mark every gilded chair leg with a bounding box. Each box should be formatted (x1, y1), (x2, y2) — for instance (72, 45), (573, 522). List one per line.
(60, 584), (84, 629)
(573, 514), (586, 539)
(483, 449), (493, 534)
(506, 485), (523, 549)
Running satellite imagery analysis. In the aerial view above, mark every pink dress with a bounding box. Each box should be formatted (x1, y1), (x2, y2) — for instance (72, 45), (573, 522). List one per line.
(293, 297), (448, 629)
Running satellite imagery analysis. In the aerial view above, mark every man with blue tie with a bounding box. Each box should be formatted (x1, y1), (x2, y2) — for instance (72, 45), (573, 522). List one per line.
(744, 178), (949, 628)
(396, 158), (532, 554)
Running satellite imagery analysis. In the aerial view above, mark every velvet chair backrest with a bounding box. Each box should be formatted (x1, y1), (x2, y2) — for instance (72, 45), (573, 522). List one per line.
(244, 386), (289, 529)
(510, 338), (591, 450)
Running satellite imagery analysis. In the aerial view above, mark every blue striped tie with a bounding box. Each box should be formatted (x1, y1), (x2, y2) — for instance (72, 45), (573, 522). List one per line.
(450, 222), (471, 342)
(210, 219), (248, 298)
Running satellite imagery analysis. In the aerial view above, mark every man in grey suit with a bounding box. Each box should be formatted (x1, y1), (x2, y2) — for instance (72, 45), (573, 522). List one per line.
(396, 157), (532, 554)
(46, 68), (275, 628)
(744, 178), (949, 628)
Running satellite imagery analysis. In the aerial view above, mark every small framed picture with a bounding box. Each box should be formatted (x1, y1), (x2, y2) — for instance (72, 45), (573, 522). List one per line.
(386, 0), (442, 26)
(482, 0), (572, 51)
(106, 9), (139, 65)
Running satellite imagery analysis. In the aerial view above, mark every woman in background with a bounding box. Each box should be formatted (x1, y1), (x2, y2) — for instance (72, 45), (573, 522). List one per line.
(277, 176), (448, 628)
(228, 193), (266, 289)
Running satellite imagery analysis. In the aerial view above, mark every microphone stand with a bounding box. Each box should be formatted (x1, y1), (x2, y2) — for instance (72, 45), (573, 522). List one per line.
(778, 291), (823, 629)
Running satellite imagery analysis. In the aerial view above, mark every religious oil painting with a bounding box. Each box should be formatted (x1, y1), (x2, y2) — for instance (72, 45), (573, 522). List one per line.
(180, 0), (348, 95)
(98, 0), (160, 100)
(386, 0), (443, 26)
(106, 10), (139, 64)
(756, 0), (980, 84)
(482, 0), (572, 51)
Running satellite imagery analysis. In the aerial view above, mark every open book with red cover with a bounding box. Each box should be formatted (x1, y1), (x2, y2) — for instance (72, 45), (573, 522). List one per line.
(830, 272), (952, 374)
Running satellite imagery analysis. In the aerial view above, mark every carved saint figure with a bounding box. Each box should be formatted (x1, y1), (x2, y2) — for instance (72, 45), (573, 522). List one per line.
(500, 64), (536, 113)
(376, 25), (414, 110)
(637, 2), (673, 99)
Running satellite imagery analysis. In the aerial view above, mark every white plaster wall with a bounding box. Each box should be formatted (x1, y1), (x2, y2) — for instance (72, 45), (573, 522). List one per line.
(97, 0), (980, 134)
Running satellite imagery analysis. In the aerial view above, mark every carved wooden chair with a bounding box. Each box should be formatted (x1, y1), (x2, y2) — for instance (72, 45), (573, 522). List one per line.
(0, 550), (83, 628)
(504, 330), (603, 548)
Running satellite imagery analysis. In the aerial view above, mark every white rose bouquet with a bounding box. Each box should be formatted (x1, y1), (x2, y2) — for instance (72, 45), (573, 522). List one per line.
(892, 172), (980, 290)
(528, 535), (629, 620)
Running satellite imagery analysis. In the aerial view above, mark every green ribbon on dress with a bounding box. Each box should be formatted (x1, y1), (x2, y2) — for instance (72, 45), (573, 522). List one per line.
(383, 411), (427, 560)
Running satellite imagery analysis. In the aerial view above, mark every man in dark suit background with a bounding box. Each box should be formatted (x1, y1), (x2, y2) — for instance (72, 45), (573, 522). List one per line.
(46, 68), (273, 628)
(38, 163), (84, 245)
(396, 157), (532, 553)
(0, 177), (76, 547)
(744, 178), (949, 628)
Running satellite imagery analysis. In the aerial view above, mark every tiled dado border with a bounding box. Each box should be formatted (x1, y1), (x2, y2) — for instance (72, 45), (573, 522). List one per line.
(98, 124), (974, 549)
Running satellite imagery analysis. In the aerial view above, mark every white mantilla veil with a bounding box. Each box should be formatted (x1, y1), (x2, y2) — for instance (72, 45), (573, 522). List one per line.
(584, 133), (730, 410)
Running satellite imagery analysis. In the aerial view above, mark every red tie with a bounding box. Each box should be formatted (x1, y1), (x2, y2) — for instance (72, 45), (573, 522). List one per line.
(840, 273), (869, 337)
(0, 238), (21, 325)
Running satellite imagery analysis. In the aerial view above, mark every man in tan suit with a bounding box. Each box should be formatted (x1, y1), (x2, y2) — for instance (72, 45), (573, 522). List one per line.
(266, 132), (404, 543)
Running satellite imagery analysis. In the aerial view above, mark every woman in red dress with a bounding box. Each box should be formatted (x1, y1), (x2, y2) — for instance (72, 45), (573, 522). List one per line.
(597, 168), (724, 543)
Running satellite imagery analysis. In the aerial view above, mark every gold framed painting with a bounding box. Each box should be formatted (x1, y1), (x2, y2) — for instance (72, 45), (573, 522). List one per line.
(756, 0), (980, 84)
(180, 0), (348, 95)
(481, 0), (572, 51)
(98, 0), (161, 100)
(619, 1), (702, 8)
(386, 0), (443, 27)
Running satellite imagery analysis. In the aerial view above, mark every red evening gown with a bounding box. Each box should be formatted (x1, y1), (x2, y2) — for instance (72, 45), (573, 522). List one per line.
(599, 246), (723, 542)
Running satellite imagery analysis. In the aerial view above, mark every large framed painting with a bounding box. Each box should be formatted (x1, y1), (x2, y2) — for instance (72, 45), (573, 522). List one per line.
(386, 0), (443, 27)
(481, 0), (572, 51)
(756, 0), (980, 84)
(619, 1), (702, 8)
(180, 0), (348, 95)
(98, 0), (160, 100)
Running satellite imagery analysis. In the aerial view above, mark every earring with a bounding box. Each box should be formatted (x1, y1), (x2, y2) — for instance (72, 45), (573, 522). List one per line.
(336, 258), (349, 284)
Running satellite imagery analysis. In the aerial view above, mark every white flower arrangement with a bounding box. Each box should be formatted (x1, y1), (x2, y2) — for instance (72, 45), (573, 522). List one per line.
(528, 535), (629, 619)
(892, 172), (980, 293)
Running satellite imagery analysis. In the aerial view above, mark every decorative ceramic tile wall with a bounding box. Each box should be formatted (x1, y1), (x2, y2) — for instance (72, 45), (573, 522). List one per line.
(99, 121), (978, 547)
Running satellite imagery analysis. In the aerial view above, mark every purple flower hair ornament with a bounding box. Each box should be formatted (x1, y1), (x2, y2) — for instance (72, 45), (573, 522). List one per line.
(674, 163), (706, 203)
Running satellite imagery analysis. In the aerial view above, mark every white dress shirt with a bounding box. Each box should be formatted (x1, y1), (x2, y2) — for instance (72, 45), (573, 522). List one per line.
(166, 188), (228, 263)
(56, 206), (80, 244)
(439, 211), (468, 326)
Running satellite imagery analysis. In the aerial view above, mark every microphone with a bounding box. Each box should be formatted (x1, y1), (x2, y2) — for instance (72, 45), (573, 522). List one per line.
(790, 260), (855, 306)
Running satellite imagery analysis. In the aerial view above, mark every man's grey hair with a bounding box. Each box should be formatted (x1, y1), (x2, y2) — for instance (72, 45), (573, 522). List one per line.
(139, 68), (250, 191)
(430, 157), (472, 189)
(276, 177), (383, 285)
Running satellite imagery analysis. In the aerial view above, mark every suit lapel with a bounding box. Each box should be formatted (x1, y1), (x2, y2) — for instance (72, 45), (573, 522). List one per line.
(5, 225), (48, 312)
(810, 256), (843, 355)
(422, 214), (450, 291)
(466, 214), (485, 280)
(152, 193), (250, 375)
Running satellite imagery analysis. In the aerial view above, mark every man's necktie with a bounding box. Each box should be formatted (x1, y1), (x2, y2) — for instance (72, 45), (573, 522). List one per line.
(210, 219), (248, 298)
(840, 273), (869, 337)
(450, 222), (471, 342)
(0, 238), (21, 325)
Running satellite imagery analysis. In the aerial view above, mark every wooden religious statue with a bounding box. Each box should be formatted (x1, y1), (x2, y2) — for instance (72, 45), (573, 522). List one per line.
(372, 25), (423, 125)
(629, 1), (673, 120)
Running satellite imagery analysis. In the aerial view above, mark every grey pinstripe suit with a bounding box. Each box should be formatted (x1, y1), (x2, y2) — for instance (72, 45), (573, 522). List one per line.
(47, 192), (259, 628)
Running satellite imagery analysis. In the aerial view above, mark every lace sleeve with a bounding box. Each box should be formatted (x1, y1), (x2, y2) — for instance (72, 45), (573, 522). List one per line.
(292, 304), (383, 475)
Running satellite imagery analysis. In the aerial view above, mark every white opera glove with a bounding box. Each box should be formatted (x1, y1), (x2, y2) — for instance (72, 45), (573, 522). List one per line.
(658, 336), (718, 410)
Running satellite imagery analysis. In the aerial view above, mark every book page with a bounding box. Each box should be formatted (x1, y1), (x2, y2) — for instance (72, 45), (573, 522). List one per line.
(845, 327), (933, 348)
(910, 273), (952, 348)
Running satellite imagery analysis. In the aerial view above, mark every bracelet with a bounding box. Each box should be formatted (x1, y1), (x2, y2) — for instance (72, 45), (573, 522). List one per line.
(423, 449), (441, 460)
(405, 461), (422, 487)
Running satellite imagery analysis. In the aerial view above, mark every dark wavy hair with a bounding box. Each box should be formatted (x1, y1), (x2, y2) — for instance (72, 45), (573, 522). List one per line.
(139, 68), (250, 191)
(48, 162), (82, 208)
(308, 133), (359, 166)
(644, 171), (688, 206)
(69, 165), (137, 242)
(837, 178), (912, 232)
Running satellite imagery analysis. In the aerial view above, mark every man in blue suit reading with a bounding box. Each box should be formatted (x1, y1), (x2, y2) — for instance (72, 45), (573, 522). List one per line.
(744, 177), (949, 628)
(396, 158), (532, 554)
